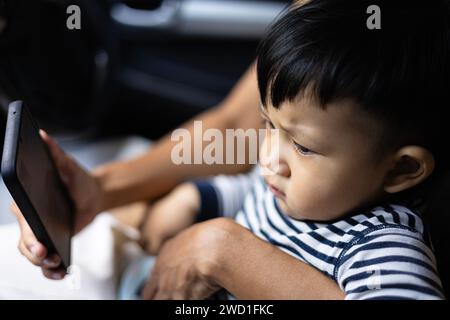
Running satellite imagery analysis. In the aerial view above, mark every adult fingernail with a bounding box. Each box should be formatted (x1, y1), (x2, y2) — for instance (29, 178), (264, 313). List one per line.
(51, 273), (64, 280)
(43, 257), (59, 267)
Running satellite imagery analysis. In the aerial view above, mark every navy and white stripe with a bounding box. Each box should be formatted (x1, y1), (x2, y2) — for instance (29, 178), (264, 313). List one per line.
(193, 169), (444, 300)
(193, 167), (260, 221)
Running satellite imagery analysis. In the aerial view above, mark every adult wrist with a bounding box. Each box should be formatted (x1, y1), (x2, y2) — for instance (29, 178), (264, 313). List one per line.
(195, 218), (243, 286)
(91, 164), (113, 212)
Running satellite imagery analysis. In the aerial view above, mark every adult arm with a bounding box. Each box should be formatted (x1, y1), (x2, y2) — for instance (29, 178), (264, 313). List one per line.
(143, 218), (345, 300)
(214, 219), (345, 299)
(95, 63), (262, 211)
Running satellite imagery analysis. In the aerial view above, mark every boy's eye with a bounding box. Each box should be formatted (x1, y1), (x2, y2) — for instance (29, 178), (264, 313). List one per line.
(293, 141), (314, 156)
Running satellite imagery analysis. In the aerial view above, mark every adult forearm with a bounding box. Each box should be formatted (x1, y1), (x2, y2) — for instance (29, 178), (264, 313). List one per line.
(93, 64), (261, 211)
(93, 110), (246, 211)
(212, 219), (345, 300)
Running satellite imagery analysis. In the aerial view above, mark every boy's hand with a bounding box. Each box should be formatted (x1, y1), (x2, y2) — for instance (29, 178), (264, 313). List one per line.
(10, 130), (105, 280)
(139, 183), (201, 255)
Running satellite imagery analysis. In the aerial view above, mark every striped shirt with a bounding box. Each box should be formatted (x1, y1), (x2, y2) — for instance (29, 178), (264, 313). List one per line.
(193, 167), (444, 300)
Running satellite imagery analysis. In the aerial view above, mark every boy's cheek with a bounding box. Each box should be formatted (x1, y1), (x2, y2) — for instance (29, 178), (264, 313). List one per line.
(285, 181), (344, 220)
(283, 183), (319, 217)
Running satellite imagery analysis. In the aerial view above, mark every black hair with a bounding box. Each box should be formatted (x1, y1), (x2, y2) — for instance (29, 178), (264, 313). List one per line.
(257, 0), (450, 167)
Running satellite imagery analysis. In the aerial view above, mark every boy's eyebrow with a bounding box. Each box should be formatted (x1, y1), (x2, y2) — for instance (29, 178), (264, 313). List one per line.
(259, 105), (322, 148)
(284, 123), (321, 148)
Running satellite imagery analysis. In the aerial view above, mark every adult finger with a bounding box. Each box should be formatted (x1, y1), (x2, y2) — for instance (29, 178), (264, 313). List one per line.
(42, 267), (66, 280)
(17, 239), (46, 266)
(142, 270), (159, 300)
(39, 130), (75, 183)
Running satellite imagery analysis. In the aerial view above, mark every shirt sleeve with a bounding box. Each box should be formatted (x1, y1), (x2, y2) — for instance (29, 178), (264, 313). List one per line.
(192, 166), (260, 222)
(335, 227), (445, 300)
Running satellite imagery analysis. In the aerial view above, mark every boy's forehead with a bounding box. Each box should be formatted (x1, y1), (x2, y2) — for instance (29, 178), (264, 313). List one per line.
(267, 96), (382, 143)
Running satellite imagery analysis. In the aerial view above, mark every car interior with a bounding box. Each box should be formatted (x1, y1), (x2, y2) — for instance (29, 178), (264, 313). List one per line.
(0, 0), (289, 140)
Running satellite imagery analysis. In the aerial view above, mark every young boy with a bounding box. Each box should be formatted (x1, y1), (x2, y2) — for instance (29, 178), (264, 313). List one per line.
(138, 0), (448, 299)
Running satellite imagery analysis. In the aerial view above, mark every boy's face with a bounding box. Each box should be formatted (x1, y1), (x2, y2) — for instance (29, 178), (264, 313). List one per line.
(260, 96), (393, 221)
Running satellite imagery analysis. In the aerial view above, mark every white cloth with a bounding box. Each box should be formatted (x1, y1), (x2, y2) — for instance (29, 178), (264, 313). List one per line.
(0, 213), (140, 300)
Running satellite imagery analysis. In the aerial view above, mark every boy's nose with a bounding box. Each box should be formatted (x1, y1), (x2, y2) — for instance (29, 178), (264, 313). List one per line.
(261, 155), (291, 178)
(259, 143), (291, 178)
(274, 162), (291, 178)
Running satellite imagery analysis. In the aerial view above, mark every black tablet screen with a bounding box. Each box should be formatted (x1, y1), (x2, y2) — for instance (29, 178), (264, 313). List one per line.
(16, 106), (73, 267)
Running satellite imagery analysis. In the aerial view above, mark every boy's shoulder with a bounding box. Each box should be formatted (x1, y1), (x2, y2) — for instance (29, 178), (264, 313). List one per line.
(360, 203), (423, 232)
(332, 202), (436, 277)
(336, 203), (428, 246)
(326, 203), (432, 273)
(332, 204), (444, 299)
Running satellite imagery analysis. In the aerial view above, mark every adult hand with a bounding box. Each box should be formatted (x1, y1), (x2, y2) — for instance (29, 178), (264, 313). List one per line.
(10, 130), (105, 279)
(141, 218), (233, 300)
(142, 216), (346, 300)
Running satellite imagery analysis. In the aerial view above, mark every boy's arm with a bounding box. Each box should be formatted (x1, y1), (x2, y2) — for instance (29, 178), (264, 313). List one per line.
(193, 167), (260, 222)
(94, 63), (262, 211)
(138, 167), (259, 254)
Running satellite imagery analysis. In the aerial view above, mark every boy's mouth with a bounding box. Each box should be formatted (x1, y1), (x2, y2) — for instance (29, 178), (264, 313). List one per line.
(268, 183), (286, 199)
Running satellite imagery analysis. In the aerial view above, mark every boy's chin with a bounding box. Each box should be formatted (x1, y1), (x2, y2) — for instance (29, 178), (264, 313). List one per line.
(276, 198), (303, 219)
(276, 198), (325, 222)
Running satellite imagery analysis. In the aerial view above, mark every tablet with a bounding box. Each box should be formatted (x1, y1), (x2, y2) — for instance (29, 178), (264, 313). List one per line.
(1, 101), (74, 270)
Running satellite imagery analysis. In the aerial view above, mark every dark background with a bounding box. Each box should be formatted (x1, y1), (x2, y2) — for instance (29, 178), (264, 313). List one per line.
(0, 0), (288, 143)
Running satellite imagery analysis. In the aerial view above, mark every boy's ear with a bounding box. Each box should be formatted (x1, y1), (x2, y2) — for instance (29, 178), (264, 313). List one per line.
(383, 146), (435, 194)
